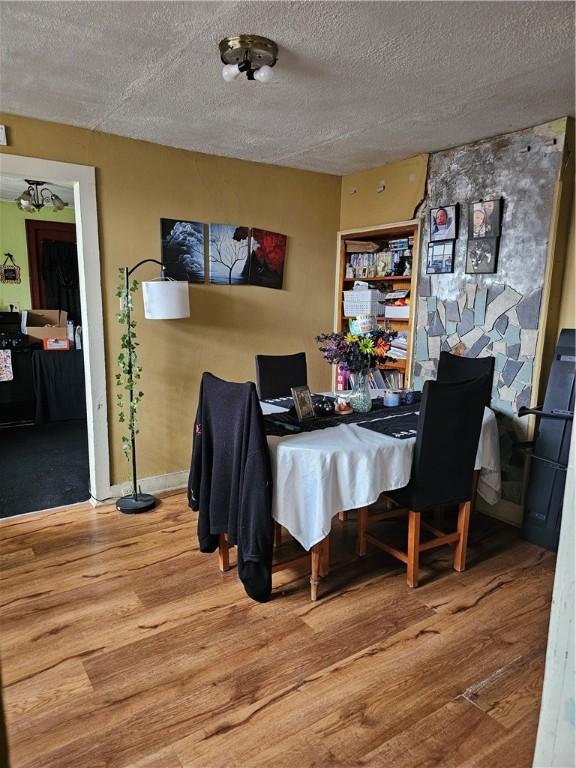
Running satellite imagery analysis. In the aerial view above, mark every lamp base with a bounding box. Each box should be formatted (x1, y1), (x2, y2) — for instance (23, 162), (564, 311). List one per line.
(116, 493), (157, 514)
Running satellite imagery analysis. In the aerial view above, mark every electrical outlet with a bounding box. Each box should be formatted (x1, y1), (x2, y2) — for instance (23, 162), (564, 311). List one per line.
(9, 303), (19, 313)
(0, 126), (6, 146)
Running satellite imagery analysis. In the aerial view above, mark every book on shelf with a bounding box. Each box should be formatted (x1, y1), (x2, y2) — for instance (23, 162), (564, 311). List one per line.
(381, 369), (404, 389)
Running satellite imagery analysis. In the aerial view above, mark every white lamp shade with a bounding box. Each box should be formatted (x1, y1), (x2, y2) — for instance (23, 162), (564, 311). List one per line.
(142, 280), (190, 320)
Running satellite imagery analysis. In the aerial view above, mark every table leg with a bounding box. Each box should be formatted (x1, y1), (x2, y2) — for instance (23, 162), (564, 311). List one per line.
(310, 538), (326, 601)
(320, 535), (330, 577)
(356, 506), (368, 556)
(274, 521), (282, 548)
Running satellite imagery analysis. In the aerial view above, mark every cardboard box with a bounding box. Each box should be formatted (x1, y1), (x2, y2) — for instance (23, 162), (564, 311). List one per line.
(23, 309), (68, 341)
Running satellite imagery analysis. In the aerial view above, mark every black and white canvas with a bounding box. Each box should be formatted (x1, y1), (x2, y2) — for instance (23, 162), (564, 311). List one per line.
(161, 219), (205, 283)
(209, 224), (250, 285)
(466, 237), (499, 273)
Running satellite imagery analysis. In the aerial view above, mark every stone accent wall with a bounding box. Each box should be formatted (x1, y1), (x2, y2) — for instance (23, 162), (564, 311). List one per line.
(413, 120), (567, 511)
(413, 279), (541, 414)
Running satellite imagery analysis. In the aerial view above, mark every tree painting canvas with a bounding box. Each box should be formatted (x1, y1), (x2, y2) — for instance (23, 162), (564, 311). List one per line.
(208, 224), (250, 285)
(161, 219), (205, 283)
(248, 228), (287, 290)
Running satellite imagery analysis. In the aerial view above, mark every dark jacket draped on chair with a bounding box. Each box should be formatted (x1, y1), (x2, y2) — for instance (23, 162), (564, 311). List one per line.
(188, 372), (274, 602)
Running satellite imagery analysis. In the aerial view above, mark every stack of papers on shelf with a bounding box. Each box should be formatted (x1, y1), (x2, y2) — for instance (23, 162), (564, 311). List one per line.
(388, 333), (408, 359)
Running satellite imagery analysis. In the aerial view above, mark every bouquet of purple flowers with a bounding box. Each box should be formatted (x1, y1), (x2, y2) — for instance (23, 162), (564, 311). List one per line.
(315, 328), (396, 374)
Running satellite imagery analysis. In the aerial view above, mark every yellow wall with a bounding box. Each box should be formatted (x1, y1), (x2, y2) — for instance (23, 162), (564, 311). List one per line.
(339, 154), (428, 230)
(0, 200), (76, 311)
(0, 113), (341, 484)
(558, 201), (575, 333)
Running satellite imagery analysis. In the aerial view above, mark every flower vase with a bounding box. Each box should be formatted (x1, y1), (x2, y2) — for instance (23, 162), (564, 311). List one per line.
(349, 370), (372, 413)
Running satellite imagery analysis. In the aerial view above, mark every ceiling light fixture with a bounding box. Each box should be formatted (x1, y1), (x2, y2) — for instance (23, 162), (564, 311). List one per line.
(15, 179), (67, 213)
(219, 35), (278, 83)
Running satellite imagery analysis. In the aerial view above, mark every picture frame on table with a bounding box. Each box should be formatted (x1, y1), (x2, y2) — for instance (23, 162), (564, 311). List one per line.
(291, 385), (316, 421)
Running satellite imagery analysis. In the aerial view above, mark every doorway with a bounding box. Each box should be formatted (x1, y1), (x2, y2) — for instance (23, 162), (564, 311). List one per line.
(25, 220), (79, 319)
(0, 154), (110, 512)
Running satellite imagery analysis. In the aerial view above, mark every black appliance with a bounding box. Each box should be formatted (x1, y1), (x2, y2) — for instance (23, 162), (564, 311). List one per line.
(0, 311), (28, 350)
(519, 328), (575, 551)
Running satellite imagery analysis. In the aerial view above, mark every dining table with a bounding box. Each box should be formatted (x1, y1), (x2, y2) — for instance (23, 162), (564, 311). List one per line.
(260, 390), (501, 598)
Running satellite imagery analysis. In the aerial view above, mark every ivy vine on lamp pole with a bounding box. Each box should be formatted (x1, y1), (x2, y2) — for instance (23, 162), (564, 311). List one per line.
(116, 267), (144, 497)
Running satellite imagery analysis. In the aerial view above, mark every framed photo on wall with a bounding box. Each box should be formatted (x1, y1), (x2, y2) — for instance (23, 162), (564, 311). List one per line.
(466, 238), (499, 274)
(426, 240), (455, 274)
(468, 199), (502, 239)
(430, 204), (458, 241)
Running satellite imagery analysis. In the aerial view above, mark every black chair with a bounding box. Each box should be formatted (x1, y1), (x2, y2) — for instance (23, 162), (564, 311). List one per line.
(437, 351), (495, 407)
(255, 352), (308, 400)
(356, 375), (489, 587)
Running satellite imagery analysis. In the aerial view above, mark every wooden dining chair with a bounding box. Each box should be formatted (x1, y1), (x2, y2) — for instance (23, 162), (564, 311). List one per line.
(356, 375), (489, 587)
(218, 530), (329, 601)
(255, 352), (308, 400)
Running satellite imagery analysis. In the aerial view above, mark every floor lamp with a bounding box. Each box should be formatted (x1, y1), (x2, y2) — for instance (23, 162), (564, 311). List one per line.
(116, 259), (190, 514)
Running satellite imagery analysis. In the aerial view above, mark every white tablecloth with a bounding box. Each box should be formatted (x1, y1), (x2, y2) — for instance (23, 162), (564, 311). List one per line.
(264, 405), (501, 551)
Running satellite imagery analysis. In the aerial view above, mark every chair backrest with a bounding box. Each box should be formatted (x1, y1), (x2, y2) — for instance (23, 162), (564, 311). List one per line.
(255, 352), (308, 400)
(411, 376), (489, 509)
(437, 351), (495, 407)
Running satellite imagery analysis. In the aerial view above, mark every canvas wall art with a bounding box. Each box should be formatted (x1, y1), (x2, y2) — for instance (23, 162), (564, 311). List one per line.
(248, 228), (287, 290)
(161, 219), (205, 283)
(208, 224), (250, 284)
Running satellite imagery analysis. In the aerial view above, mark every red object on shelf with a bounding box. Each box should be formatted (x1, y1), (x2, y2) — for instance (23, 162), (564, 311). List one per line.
(42, 338), (71, 351)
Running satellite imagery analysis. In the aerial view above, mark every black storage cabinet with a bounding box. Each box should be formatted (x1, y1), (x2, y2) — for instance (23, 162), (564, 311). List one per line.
(520, 329), (575, 551)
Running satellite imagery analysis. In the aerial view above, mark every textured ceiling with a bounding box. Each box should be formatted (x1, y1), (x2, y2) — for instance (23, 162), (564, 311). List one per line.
(0, 1), (574, 175)
(0, 174), (74, 205)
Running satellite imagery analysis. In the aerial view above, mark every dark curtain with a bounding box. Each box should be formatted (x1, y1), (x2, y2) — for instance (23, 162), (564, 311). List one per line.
(40, 240), (81, 324)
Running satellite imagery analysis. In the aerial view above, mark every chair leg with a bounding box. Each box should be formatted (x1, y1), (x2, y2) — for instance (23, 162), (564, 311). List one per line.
(454, 501), (471, 572)
(218, 533), (230, 572)
(470, 470), (480, 515)
(310, 539), (325, 601)
(407, 510), (420, 588)
(274, 521), (282, 549)
(356, 506), (368, 556)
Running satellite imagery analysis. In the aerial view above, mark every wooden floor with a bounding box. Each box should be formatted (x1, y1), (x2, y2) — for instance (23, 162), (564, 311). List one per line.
(0, 493), (554, 768)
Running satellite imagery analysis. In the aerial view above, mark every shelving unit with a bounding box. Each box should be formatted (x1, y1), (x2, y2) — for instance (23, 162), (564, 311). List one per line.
(333, 219), (421, 388)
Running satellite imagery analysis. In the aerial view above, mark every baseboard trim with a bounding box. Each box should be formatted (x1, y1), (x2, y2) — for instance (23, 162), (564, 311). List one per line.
(109, 470), (189, 503)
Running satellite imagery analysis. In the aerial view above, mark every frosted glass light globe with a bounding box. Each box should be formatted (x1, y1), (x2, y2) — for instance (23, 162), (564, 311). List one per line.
(222, 64), (240, 82)
(254, 65), (273, 83)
